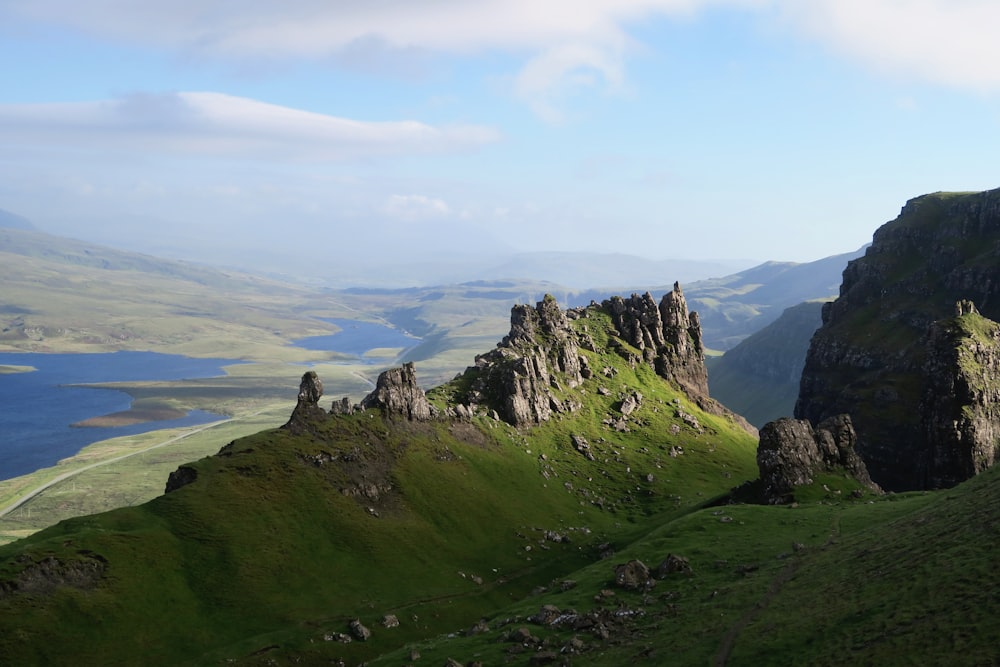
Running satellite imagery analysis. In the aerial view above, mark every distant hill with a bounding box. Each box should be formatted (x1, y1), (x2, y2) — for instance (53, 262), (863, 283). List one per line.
(685, 247), (865, 350)
(0, 208), (35, 231)
(706, 300), (827, 427)
(479, 251), (751, 289)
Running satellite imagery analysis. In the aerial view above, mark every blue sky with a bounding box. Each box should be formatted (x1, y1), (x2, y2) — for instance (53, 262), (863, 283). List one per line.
(1, 1), (998, 279)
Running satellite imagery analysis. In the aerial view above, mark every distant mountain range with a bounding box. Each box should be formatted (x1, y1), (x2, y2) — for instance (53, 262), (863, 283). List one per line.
(0, 208), (35, 231)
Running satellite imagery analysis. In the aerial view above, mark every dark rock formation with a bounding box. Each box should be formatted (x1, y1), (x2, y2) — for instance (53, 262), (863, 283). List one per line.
(656, 554), (692, 577)
(0, 554), (106, 600)
(919, 311), (1000, 487)
(329, 397), (354, 415)
(757, 415), (879, 504)
(358, 362), (434, 420)
(348, 619), (371, 641)
(284, 370), (329, 429)
(796, 188), (1000, 490)
(164, 465), (198, 493)
(613, 559), (653, 591)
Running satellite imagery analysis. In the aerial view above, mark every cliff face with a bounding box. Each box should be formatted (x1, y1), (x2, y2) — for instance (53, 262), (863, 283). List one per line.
(920, 309), (1000, 488)
(796, 189), (1000, 490)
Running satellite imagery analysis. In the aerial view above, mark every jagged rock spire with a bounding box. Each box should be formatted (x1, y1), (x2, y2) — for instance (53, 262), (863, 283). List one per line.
(284, 370), (329, 429)
(603, 282), (708, 400)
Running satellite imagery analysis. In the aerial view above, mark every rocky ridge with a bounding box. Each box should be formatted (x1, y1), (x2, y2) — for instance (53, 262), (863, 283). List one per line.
(447, 286), (754, 434)
(278, 286), (753, 437)
(795, 188), (1000, 490)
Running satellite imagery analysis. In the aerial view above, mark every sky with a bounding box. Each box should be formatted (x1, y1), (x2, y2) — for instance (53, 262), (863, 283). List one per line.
(1, 1), (999, 282)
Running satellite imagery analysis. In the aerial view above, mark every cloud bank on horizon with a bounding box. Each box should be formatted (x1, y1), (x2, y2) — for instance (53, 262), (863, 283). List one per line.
(1, 1), (998, 278)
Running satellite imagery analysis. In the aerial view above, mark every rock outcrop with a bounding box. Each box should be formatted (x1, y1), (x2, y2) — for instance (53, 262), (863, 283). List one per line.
(603, 284), (707, 398)
(796, 188), (1000, 490)
(358, 362), (434, 421)
(919, 311), (1000, 488)
(455, 294), (586, 426)
(757, 415), (879, 504)
(284, 370), (329, 430)
(447, 289), (754, 434)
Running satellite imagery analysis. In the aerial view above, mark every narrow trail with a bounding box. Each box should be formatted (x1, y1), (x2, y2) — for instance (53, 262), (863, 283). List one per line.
(713, 559), (800, 667)
(713, 513), (843, 666)
(0, 417), (236, 518)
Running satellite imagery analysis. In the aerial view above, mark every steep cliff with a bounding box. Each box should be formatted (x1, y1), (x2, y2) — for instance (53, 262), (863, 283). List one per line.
(796, 188), (1000, 490)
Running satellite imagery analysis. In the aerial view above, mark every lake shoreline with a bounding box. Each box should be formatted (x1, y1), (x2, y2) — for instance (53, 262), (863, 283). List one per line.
(71, 405), (189, 428)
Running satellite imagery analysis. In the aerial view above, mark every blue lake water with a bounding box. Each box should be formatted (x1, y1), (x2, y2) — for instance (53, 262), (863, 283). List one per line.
(294, 318), (420, 362)
(0, 351), (238, 481)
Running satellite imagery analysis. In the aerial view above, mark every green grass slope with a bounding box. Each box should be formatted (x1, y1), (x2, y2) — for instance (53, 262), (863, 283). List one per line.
(0, 309), (759, 666)
(366, 468), (999, 667)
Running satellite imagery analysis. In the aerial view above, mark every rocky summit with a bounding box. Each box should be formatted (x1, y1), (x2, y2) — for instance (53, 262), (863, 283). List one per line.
(447, 285), (754, 434)
(795, 188), (1000, 491)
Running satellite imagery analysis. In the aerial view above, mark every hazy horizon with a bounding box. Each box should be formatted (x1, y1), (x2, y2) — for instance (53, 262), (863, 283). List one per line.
(2, 2), (998, 276)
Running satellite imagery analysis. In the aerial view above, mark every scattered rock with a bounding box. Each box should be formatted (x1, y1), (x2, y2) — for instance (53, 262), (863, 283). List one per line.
(614, 559), (653, 591)
(657, 554), (693, 577)
(348, 619), (371, 641)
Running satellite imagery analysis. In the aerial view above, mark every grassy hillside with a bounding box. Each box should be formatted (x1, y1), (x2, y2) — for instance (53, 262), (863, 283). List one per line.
(0, 307), (760, 666)
(2, 285), (998, 665)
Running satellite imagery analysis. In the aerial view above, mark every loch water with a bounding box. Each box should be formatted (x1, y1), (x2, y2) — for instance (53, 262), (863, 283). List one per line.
(294, 318), (420, 361)
(0, 351), (237, 481)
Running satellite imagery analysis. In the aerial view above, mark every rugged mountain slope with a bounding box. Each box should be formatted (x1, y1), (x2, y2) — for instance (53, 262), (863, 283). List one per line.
(797, 188), (1000, 491)
(0, 290), (759, 666)
(707, 300), (826, 426)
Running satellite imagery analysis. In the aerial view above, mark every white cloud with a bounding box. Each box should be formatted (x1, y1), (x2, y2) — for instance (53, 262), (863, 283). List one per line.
(0, 92), (499, 161)
(774, 1), (1000, 91)
(1, 1), (761, 118)
(5, 1), (1000, 119)
(383, 194), (451, 221)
